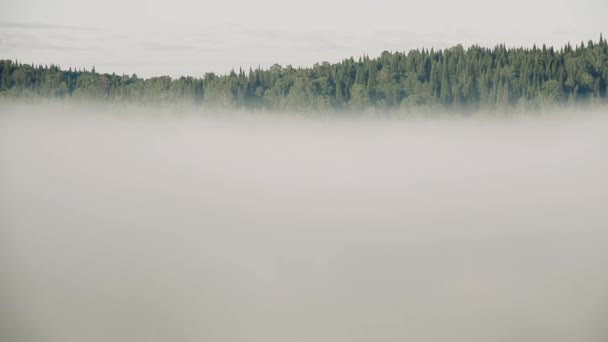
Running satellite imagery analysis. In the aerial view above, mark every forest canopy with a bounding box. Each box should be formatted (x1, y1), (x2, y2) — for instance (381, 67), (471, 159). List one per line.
(1, 37), (607, 112)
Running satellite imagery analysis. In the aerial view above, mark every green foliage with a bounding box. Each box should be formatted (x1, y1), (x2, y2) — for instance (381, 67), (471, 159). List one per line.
(542, 80), (564, 103)
(348, 84), (370, 110)
(1, 37), (607, 112)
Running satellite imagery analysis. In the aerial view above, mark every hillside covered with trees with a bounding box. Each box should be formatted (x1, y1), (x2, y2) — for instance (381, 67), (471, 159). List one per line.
(1, 37), (607, 112)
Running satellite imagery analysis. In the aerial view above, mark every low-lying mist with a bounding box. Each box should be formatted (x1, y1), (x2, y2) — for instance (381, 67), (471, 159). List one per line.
(1, 104), (608, 342)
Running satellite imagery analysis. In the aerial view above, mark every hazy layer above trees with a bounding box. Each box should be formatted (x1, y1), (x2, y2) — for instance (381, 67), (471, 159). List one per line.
(1, 37), (607, 113)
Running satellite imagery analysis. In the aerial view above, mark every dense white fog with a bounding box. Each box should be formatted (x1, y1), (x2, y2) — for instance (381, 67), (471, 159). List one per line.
(1, 105), (608, 342)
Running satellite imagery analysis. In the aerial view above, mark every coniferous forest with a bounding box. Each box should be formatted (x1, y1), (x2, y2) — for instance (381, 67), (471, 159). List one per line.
(1, 37), (607, 112)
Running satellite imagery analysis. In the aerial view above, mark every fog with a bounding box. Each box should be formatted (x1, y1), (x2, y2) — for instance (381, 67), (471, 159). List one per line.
(1, 105), (608, 342)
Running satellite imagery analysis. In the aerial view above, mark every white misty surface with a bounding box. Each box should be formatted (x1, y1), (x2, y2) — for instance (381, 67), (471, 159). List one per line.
(1, 106), (608, 342)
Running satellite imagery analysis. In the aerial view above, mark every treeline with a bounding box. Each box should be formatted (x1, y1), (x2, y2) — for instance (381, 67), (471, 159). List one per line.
(1, 36), (607, 112)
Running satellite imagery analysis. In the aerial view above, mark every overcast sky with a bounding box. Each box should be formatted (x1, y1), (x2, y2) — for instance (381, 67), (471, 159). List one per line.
(1, 0), (606, 77)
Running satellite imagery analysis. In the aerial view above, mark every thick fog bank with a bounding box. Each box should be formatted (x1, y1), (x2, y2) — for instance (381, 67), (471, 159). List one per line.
(1, 105), (608, 342)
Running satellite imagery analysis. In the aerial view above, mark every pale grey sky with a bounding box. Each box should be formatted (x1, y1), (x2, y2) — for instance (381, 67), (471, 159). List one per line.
(1, 0), (606, 77)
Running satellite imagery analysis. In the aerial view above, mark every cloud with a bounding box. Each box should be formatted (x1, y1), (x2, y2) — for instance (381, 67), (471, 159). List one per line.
(0, 21), (100, 31)
(140, 41), (197, 52)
